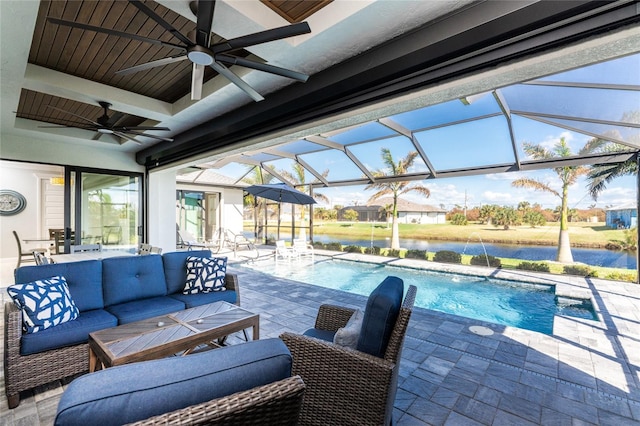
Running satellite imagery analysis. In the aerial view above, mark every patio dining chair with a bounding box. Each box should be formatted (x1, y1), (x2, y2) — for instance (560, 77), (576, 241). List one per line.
(13, 230), (48, 270)
(280, 276), (417, 425)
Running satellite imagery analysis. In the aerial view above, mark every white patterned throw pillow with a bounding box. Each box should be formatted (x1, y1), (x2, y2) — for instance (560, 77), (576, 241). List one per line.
(183, 256), (227, 294)
(7, 276), (79, 333)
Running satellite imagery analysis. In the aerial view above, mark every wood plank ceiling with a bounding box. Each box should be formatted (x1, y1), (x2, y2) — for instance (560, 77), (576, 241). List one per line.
(16, 0), (331, 141)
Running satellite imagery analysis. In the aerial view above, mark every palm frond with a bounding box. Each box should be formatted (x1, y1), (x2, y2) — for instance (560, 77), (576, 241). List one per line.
(587, 159), (638, 200)
(512, 178), (560, 198)
(400, 185), (430, 198)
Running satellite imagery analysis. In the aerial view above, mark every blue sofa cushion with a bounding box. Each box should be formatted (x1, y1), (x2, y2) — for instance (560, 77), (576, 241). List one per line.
(168, 290), (237, 308)
(162, 250), (212, 295)
(7, 276), (79, 334)
(356, 276), (404, 358)
(303, 328), (336, 342)
(102, 256), (167, 307)
(21, 309), (117, 355)
(183, 256), (227, 294)
(54, 338), (293, 426)
(15, 260), (104, 311)
(105, 296), (185, 324)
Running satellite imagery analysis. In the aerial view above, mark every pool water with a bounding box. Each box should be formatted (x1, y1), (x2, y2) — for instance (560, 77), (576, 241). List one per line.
(239, 258), (597, 334)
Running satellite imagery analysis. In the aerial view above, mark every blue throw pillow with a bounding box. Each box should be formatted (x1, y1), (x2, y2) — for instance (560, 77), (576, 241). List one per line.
(183, 257), (227, 294)
(7, 276), (79, 333)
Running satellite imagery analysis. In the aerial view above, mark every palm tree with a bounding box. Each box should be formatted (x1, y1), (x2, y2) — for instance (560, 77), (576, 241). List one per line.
(242, 166), (277, 240)
(279, 163), (330, 220)
(366, 148), (431, 249)
(588, 159), (638, 200)
(512, 137), (592, 263)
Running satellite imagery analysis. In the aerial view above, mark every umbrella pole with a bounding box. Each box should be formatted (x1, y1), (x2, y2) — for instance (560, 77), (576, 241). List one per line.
(292, 204), (295, 240)
(277, 202), (281, 241)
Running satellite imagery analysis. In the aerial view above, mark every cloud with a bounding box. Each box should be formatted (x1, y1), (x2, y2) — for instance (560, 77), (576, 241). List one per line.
(482, 191), (512, 202)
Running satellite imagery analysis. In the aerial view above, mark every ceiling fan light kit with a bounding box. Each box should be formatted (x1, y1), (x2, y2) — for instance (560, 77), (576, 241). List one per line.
(47, 0), (311, 102)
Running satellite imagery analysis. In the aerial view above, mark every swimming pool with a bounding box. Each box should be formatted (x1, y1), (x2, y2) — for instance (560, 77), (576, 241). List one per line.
(238, 257), (597, 335)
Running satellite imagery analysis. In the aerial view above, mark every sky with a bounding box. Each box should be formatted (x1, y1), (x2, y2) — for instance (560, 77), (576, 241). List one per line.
(220, 53), (639, 212)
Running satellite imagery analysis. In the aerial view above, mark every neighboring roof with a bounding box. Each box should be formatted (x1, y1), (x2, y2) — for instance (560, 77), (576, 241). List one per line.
(606, 202), (638, 211)
(366, 197), (446, 213)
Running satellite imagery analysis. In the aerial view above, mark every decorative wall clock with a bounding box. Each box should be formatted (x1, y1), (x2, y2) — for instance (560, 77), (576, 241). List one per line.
(0, 190), (27, 216)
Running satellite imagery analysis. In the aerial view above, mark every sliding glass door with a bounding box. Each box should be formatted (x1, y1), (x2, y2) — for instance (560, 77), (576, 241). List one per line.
(62, 168), (143, 253)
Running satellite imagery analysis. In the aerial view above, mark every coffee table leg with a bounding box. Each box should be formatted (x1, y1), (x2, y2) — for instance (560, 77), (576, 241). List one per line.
(89, 346), (97, 373)
(252, 320), (259, 340)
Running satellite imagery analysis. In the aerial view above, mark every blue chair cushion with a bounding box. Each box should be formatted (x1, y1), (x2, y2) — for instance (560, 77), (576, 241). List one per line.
(102, 256), (167, 306)
(169, 290), (237, 308)
(15, 260), (104, 311)
(162, 250), (212, 295)
(54, 338), (293, 426)
(356, 276), (404, 358)
(7, 276), (79, 334)
(20, 309), (117, 355)
(105, 296), (185, 325)
(303, 328), (336, 342)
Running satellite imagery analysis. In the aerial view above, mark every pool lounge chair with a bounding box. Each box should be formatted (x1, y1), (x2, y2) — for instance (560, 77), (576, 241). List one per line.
(293, 239), (314, 260)
(275, 240), (298, 261)
(177, 229), (222, 253)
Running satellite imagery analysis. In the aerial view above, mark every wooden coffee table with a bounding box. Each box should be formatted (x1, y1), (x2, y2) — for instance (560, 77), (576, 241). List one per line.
(88, 301), (259, 372)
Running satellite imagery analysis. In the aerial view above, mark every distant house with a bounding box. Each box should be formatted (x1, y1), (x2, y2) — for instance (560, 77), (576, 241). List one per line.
(605, 203), (638, 229)
(338, 198), (446, 224)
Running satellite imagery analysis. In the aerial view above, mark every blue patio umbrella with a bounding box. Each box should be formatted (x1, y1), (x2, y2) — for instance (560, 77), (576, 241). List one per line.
(244, 183), (317, 205)
(244, 183), (316, 242)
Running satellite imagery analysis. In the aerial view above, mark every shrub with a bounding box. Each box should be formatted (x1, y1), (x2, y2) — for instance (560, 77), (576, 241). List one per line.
(450, 213), (468, 226)
(324, 242), (343, 251)
(563, 265), (597, 277)
(312, 241), (325, 249)
(433, 250), (462, 264)
(386, 249), (401, 258)
(605, 241), (623, 250)
(405, 249), (427, 260)
(605, 271), (637, 282)
(364, 246), (381, 255)
(343, 245), (363, 253)
(470, 254), (501, 268)
(516, 261), (550, 272)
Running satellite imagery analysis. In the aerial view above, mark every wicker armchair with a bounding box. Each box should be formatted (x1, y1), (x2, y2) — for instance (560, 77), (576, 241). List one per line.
(280, 283), (417, 425)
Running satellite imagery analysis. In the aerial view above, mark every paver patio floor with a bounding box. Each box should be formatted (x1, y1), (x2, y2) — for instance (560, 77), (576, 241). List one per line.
(1, 251), (639, 425)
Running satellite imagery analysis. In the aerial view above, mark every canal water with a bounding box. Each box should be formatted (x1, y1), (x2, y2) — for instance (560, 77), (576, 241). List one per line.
(310, 234), (637, 269)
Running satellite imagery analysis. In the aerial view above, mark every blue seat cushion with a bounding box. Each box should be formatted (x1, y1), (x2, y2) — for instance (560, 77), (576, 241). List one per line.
(105, 296), (185, 324)
(356, 276), (404, 358)
(54, 338), (293, 426)
(162, 250), (212, 295)
(20, 309), (117, 355)
(168, 290), (237, 308)
(15, 260), (104, 312)
(303, 328), (336, 342)
(102, 256), (167, 307)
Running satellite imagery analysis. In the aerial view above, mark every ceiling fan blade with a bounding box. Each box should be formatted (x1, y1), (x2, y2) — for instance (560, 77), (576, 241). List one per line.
(47, 17), (186, 51)
(116, 55), (187, 75)
(125, 130), (174, 142)
(113, 131), (142, 145)
(117, 126), (171, 131)
(195, 0), (216, 47)
(37, 123), (94, 129)
(210, 61), (264, 101)
(212, 22), (311, 54)
(46, 105), (101, 126)
(216, 54), (308, 82)
(191, 63), (205, 100)
(129, 0), (194, 47)
(92, 132), (104, 141)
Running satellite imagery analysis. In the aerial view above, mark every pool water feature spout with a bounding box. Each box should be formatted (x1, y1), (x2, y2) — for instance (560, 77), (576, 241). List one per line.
(463, 232), (491, 268)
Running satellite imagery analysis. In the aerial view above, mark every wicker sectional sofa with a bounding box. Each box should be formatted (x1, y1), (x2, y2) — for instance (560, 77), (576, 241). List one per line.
(4, 249), (239, 409)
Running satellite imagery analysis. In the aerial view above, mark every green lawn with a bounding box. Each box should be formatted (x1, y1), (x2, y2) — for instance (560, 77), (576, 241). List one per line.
(311, 221), (628, 248)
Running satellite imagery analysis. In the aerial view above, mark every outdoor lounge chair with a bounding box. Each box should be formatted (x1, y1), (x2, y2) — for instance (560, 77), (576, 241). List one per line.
(280, 276), (417, 425)
(293, 238), (314, 260)
(177, 229), (222, 253)
(275, 240), (298, 261)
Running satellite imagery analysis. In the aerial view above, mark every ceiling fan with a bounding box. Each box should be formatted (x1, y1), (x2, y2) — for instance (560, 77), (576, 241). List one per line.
(47, 0), (311, 101)
(40, 101), (173, 144)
